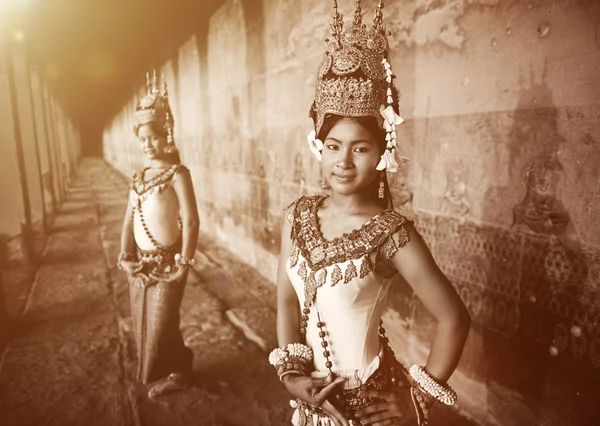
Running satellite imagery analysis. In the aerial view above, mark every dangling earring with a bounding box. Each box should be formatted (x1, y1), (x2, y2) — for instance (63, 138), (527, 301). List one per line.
(321, 170), (330, 189)
(163, 109), (177, 154)
(163, 129), (177, 154)
(378, 173), (385, 199)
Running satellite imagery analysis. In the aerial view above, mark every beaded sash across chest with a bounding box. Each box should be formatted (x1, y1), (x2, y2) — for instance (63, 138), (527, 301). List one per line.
(130, 165), (185, 252)
(287, 195), (411, 307)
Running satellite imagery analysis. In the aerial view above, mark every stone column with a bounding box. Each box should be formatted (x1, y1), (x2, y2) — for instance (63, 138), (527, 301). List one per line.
(8, 39), (46, 237)
(42, 84), (63, 207)
(0, 34), (32, 265)
(30, 68), (56, 217)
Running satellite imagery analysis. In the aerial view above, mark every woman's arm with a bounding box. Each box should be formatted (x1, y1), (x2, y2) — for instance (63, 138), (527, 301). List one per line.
(276, 209), (302, 346)
(172, 168), (200, 260)
(120, 195), (137, 255)
(388, 223), (471, 383)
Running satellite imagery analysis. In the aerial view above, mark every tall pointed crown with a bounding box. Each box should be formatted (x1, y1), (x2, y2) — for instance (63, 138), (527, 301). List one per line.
(310, 0), (397, 137)
(134, 70), (177, 150)
(307, 0), (405, 172)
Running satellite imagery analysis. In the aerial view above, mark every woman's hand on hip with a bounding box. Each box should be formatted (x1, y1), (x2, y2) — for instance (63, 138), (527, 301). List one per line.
(355, 389), (417, 425)
(149, 266), (188, 283)
(120, 260), (143, 277)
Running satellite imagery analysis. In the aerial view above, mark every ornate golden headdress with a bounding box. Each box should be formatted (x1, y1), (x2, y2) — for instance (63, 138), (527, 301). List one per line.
(308, 0), (406, 172)
(134, 70), (177, 154)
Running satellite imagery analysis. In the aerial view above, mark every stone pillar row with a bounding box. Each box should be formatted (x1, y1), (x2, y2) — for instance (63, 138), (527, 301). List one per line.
(0, 34), (81, 268)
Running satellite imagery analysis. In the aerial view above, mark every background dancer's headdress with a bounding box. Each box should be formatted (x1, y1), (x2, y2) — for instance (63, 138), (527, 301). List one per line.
(134, 70), (177, 154)
(307, 0), (406, 172)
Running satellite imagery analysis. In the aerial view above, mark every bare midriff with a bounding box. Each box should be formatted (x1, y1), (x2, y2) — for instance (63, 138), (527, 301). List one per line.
(133, 186), (181, 250)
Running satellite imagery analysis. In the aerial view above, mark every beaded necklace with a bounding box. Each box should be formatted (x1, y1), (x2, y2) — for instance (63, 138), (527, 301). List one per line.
(131, 165), (183, 250)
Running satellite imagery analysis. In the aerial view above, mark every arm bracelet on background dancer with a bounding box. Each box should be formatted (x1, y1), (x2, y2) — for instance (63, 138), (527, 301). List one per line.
(268, 343), (313, 382)
(409, 364), (457, 406)
(174, 253), (196, 268)
(117, 252), (138, 270)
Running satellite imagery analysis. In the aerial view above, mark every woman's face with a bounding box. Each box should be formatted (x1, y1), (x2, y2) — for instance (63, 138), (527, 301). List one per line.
(321, 118), (381, 197)
(137, 123), (167, 160)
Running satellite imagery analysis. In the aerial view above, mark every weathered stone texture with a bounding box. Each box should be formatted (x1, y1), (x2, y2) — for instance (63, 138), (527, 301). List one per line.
(103, 1), (600, 424)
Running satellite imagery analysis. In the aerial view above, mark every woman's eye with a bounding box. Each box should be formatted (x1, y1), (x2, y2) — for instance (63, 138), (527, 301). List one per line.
(326, 144), (339, 150)
(354, 147), (369, 153)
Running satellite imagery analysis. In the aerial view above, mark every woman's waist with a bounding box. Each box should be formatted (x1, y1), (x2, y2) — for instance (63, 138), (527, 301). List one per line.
(310, 343), (385, 390)
(133, 220), (182, 247)
(135, 239), (182, 263)
(133, 213), (181, 232)
(307, 331), (382, 373)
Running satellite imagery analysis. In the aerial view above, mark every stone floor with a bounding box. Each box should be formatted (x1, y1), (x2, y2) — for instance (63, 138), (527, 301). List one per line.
(0, 158), (290, 426)
(0, 158), (477, 426)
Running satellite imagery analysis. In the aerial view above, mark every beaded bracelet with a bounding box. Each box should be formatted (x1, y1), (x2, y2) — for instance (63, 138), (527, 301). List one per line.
(410, 386), (434, 425)
(268, 343), (313, 381)
(409, 365), (457, 406)
(278, 369), (306, 383)
(174, 253), (196, 268)
(269, 343), (313, 364)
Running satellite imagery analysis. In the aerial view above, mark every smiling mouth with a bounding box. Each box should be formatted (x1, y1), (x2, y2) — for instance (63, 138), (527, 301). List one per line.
(333, 174), (356, 180)
(144, 149), (156, 155)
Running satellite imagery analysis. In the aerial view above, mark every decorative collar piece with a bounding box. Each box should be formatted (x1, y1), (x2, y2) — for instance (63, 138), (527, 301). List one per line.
(286, 195), (411, 305)
(130, 164), (182, 204)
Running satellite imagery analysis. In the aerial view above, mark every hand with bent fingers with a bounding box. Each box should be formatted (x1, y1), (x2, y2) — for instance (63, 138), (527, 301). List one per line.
(355, 389), (417, 426)
(283, 373), (350, 426)
(122, 262), (152, 289)
(149, 266), (189, 283)
(120, 259), (143, 277)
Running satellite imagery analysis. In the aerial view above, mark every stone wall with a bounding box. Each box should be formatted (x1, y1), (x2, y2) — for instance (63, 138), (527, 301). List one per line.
(102, 1), (600, 424)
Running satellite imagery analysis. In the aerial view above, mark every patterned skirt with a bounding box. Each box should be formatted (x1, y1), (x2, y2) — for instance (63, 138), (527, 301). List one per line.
(128, 247), (193, 384)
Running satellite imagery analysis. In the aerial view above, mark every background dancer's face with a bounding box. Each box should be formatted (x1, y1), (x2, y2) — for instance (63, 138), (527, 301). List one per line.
(137, 122), (168, 161)
(321, 117), (382, 197)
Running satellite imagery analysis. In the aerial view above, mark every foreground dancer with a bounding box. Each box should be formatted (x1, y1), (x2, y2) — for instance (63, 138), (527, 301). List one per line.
(117, 71), (199, 399)
(271, 2), (471, 425)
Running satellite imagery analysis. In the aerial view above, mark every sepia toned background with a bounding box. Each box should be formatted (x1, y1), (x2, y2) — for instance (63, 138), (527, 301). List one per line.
(2, 1), (600, 425)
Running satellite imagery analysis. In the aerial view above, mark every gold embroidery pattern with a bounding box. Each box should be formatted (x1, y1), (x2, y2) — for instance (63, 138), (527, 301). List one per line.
(283, 199), (298, 227)
(289, 243), (300, 268)
(344, 260), (358, 284)
(305, 271), (319, 306)
(360, 254), (374, 278)
(317, 269), (327, 286)
(290, 195), (410, 269)
(298, 261), (307, 281)
(329, 264), (343, 287)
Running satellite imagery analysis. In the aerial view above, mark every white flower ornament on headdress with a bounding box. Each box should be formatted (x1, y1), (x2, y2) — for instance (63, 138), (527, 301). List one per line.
(307, 129), (324, 162)
(380, 104), (404, 130)
(377, 149), (400, 173)
(376, 58), (409, 173)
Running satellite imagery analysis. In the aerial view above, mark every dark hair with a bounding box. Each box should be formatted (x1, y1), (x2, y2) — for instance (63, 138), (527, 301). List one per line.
(134, 121), (181, 165)
(318, 114), (394, 210)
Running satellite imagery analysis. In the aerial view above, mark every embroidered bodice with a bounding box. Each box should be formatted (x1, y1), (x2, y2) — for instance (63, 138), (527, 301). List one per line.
(285, 195), (411, 372)
(129, 164), (187, 251)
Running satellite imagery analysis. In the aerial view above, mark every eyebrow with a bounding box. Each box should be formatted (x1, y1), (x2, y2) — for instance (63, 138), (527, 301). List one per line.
(325, 137), (375, 144)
